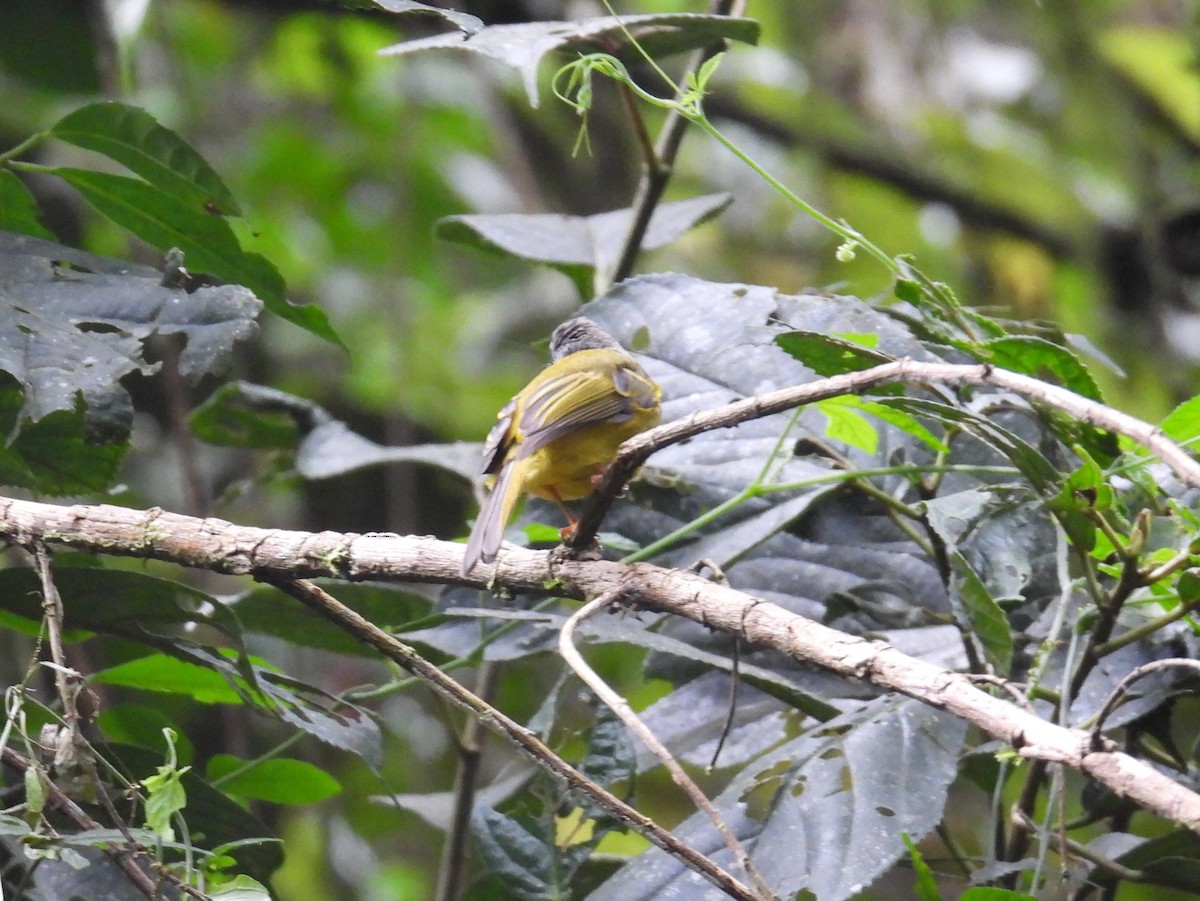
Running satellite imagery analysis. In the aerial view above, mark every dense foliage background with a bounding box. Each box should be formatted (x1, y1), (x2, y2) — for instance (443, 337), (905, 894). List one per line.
(2, 1), (1200, 899)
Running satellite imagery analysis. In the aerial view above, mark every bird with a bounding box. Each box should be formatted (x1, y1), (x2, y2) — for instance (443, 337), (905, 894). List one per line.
(461, 317), (662, 574)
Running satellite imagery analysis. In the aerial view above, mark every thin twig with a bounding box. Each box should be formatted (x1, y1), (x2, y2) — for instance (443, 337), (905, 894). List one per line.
(33, 544), (74, 728)
(606, 0), (745, 289)
(1090, 658), (1200, 749)
(558, 587), (774, 900)
(0, 746), (169, 901)
(435, 662), (499, 901)
(1011, 808), (1144, 882)
(268, 578), (759, 901)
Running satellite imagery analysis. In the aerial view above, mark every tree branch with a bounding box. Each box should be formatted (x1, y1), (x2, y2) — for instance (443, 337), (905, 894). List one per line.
(2, 499), (1199, 834)
(267, 579), (758, 901)
(569, 358), (1200, 552)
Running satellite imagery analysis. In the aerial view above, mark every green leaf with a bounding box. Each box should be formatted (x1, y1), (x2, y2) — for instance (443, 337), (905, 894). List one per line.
(775, 329), (895, 379)
(96, 705), (196, 766)
(950, 551), (1013, 675)
(208, 876), (273, 901)
(93, 654), (246, 705)
(1047, 449), (1115, 552)
(48, 168), (341, 346)
(0, 171), (53, 239)
(207, 755), (341, 805)
(983, 335), (1102, 402)
(142, 730), (190, 843)
(1161, 395), (1200, 449)
(902, 834), (943, 901)
(24, 766), (46, 819)
(7, 401), (127, 494)
(191, 382), (302, 450)
(817, 396), (879, 454)
(839, 394), (950, 453)
(50, 102), (243, 216)
(1099, 26), (1200, 142)
(960, 890), (1038, 901)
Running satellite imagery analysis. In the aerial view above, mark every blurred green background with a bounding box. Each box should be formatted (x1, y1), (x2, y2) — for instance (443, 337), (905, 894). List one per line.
(3, 1), (1199, 897)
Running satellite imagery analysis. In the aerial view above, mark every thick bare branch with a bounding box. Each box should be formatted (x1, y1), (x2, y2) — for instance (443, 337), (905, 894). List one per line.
(2, 496), (1200, 834)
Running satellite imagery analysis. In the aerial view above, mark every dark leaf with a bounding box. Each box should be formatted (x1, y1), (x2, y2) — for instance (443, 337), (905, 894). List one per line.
(578, 701), (635, 796)
(0, 566), (242, 638)
(437, 194), (732, 293)
(590, 696), (966, 901)
(232, 582), (433, 658)
(470, 805), (555, 899)
(368, 0), (483, 34)
(379, 14), (760, 107)
(0, 229), (259, 445)
(192, 380), (480, 479)
(45, 171), (339, 345)
(949, 550), (1014, 675)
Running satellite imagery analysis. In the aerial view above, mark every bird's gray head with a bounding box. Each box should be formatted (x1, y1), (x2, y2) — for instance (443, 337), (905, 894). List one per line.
(549, 318), (622, 360)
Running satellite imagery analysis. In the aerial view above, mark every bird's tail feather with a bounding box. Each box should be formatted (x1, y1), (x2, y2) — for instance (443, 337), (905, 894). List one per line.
(461, 463), (522, 574)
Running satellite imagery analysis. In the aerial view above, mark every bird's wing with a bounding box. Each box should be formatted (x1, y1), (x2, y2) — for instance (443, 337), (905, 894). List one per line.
(479, 396), (518, 476)
(515, 364), (637, 459)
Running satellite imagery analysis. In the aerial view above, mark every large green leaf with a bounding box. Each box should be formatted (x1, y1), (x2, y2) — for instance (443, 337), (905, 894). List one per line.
(207, 755), (342, 805)
(50, 101), (243, 216)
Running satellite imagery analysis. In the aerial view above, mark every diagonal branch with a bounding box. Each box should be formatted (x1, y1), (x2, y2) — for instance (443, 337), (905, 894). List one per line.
(559, 586), (772, 899)
(569, 358), (1200, 552)
(267, 578), (758, 901)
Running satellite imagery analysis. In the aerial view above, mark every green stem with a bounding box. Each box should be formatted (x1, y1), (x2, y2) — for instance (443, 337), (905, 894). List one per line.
(693, 118), (900, 276)
(626, 462), (1015, 564)
(1093, 593), (1200, 658)
(0, 132), (48, 166)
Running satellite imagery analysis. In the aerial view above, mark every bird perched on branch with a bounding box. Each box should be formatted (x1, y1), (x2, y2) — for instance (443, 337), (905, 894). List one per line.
(461, 318), (662, 574)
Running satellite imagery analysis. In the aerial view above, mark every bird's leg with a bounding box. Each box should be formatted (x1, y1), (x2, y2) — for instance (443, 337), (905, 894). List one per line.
(545, 486), (579, 540)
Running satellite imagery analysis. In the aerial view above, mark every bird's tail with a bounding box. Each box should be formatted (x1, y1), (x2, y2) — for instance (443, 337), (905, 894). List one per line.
(461, 462), (522, 575)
